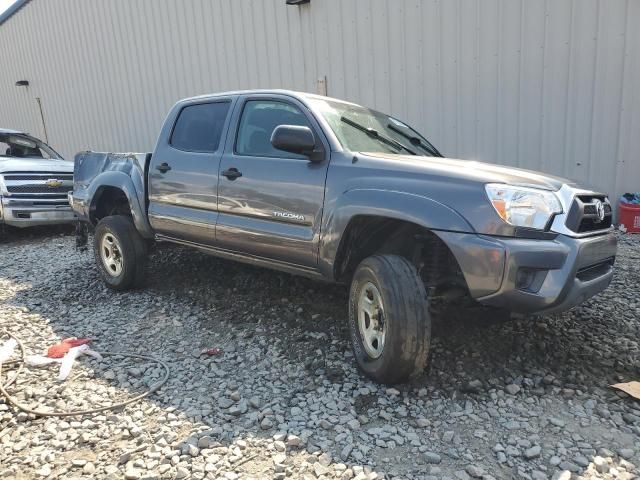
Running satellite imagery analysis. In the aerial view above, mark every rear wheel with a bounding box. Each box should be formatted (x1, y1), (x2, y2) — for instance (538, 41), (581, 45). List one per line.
(94, 215), (147, 290)
(348, 254), (431, 384)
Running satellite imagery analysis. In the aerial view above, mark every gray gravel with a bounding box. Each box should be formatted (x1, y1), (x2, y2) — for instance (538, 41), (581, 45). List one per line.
(0, 227), (638, 479)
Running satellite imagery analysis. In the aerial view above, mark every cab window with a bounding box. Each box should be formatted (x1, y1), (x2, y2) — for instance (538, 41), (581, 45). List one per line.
(235, 100), (312, 159)
(171, 102), (231, 152)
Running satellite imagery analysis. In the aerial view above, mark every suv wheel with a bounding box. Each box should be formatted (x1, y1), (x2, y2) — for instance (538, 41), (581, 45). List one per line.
(94, 215), (147, 290)
(349, 255), (431, 384)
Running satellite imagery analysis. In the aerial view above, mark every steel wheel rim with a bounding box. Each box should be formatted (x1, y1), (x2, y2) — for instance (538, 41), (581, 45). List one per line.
(357, 282), (386, 359)
(100, 233), (123, 277)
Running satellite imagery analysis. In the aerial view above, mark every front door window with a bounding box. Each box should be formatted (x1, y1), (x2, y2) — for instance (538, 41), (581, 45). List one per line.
(235, 100), (312, 159)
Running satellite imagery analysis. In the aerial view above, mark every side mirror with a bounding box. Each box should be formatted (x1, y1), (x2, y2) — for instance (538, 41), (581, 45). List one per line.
(271, 125), (318, 159)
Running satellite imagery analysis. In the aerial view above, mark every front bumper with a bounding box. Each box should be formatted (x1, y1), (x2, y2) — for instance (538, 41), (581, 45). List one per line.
(437, 231), (617, 315)
(0, 196), (76, 228)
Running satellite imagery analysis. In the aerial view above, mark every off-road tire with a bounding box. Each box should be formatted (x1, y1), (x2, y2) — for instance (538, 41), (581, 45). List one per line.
(349, 254), (431, 384)
(94, 215), (147, 290)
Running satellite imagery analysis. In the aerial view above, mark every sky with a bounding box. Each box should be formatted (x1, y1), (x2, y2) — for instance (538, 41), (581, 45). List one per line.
(0, 0), (16, 16)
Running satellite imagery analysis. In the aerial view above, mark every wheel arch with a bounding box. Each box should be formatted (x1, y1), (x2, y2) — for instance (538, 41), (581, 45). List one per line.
(320, 189), (474, 283)
(87, 171), (153, 239)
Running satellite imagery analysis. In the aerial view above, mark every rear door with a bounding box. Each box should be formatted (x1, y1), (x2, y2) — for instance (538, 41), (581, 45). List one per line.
(215, 94), (330, 268)
(148, 97), (234, 245)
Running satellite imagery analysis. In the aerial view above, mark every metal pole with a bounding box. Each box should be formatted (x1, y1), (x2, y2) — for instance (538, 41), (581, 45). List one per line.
(35, 97), (48, 143)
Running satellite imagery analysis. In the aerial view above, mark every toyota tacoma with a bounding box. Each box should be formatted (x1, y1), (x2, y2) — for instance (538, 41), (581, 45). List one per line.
(70, 90), (617, 383)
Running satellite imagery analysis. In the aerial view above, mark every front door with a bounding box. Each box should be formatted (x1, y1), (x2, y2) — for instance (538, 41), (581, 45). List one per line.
(215, 95), (329, 268)
(148, 98), (234, 245)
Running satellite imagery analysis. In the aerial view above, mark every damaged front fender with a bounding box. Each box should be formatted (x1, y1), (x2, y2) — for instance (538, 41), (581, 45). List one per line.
(71, 151), (154, 239)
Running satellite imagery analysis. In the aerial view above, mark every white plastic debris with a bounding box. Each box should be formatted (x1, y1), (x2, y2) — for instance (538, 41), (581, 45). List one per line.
(57, 345), (102, 381)
(0, 338), (17, 364)
(25, 345), (103, 381)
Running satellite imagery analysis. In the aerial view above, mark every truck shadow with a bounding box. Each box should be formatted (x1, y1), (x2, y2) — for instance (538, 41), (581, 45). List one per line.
(147, 244), (639, 390)
(1, 238), (638, 478)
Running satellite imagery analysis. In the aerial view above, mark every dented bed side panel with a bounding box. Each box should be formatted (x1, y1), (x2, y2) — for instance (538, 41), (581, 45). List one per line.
(71, 151), (154, 238)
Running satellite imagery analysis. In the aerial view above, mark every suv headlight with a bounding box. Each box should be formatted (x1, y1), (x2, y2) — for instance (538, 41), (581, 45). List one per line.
(485, 183), (562, 230)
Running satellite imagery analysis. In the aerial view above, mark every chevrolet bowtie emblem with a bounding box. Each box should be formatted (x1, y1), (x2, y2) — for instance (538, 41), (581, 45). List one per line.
(46, 179), (63, 188)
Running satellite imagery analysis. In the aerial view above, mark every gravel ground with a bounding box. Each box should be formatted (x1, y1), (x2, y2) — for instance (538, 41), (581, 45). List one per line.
(0, 227), (638, 480)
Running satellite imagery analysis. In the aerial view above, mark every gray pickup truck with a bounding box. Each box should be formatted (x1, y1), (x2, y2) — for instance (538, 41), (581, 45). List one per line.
(70, 90), (617, 383)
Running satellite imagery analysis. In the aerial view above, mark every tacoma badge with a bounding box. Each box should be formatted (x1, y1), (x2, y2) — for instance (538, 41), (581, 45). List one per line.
(273, 211), (304, 221)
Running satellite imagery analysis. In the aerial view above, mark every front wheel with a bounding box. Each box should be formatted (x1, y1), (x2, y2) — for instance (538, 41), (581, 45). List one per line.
(94, 215), (147, 290)
(348, 255), (431, 384)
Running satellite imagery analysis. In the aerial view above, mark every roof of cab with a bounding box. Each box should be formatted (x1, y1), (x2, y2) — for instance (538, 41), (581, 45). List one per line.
(177, 89), (360, 107)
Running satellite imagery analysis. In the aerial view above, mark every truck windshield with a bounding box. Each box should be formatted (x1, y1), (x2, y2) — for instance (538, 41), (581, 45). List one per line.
(0, 133), (61, 160)
(308, 98), (441, 157)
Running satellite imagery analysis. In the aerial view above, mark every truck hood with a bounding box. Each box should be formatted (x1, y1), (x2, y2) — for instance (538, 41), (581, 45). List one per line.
(364, 152), (576, 191)
(0, 156), (74, 174)
(353, 152), (606, 237)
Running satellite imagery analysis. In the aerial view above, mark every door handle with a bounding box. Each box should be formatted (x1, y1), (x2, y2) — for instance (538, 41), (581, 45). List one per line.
(156, 163), (172, 173)
(222, 168), (242, 180)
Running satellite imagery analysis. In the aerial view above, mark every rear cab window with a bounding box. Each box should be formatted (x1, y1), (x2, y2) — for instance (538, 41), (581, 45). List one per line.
(170, 101), (231, 152)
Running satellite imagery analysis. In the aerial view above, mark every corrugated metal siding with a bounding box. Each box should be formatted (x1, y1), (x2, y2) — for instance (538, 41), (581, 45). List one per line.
(0, 0), (638, 203)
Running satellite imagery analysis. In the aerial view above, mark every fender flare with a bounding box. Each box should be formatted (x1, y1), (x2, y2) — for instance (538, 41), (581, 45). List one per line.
(319, 188), (475, 279)
(87, 171), (154, 239)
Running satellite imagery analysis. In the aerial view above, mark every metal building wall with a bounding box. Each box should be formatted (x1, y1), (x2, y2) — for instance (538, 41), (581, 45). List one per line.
(0, 0), (638, 202)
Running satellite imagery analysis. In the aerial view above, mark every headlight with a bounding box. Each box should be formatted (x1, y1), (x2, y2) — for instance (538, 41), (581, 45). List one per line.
(485, 183), (562, 230)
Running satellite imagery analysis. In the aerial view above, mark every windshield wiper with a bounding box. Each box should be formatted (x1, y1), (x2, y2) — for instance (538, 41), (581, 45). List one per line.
(387, 123), (442, 157)
(340, 116), (416, 155)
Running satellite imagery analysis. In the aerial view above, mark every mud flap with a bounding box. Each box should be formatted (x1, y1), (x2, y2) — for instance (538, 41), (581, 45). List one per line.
(75, 221), (88, 249)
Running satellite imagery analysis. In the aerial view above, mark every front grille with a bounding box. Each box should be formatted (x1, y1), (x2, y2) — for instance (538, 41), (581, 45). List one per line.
(578, 216), (613, 232)
(7, 185), (70, 194)
(5, 194), (68, 201)
(565, 195), (613, 234)
(583, 203), (612, 215)
(3, 173), (73, 181)
(1, 171), (73, 209)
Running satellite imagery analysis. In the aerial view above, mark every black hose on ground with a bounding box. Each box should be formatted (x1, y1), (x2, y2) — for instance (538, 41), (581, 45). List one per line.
(0, 333), (170, 417)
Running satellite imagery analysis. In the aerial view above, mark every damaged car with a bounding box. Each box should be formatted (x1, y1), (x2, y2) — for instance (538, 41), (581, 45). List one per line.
(70, 90), (617, 383)
(0, 129), (74, 230)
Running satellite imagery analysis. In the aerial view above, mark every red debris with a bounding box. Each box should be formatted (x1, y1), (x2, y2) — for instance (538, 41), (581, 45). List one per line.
(202, 347), (223, 356)
(47, 338), (93, 359)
